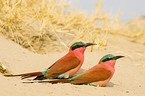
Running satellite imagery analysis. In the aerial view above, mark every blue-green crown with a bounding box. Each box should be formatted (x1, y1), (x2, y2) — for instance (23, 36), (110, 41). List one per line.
(72, 42), (85, 47)
(101, 54), (115, 62)
(101, 54), (124, 62)
(71, 42), (85, 50)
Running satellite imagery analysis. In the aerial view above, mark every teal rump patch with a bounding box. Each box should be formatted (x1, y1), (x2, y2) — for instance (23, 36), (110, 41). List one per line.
(41, 70), (47, 75)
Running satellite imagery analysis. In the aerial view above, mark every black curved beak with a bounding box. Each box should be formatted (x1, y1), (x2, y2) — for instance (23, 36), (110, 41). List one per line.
(113, 56), (125, 60)
(84, 43), (97, 47)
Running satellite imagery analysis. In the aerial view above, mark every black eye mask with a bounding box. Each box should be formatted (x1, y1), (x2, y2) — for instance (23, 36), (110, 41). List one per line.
(71, 45), (84, 50)
(101, 57), (114, 62)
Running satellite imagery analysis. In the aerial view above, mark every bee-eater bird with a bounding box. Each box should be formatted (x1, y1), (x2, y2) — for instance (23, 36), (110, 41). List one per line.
(4, 42), (96, 80)
(39, 54), (124, 87)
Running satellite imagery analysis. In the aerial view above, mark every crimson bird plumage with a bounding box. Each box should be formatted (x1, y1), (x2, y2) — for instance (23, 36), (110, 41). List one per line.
(40, 54), (124, 87)
(4, 42), (96, 80)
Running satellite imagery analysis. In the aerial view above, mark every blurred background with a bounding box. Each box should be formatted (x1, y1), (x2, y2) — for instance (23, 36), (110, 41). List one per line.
(0, 0), (144, 54)
(68, 0), (145, 21)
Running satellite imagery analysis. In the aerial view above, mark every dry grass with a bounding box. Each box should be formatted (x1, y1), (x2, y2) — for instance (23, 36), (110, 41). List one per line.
(121, 17), (145, 44)
(109, 16), (145, 45)
(0, 62), (9, 74)
(0, 0), (144, 54)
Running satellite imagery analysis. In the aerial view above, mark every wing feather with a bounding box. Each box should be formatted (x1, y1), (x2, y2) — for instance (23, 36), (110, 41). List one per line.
(70, 65), (111, 84)
(44, 56), (80, 78)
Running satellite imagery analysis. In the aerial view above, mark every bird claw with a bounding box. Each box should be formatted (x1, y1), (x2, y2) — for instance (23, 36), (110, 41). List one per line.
(57, 73), (69, 79)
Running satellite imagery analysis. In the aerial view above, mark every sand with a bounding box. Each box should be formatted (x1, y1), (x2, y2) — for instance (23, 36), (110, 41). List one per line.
(0, 33), (145, 96)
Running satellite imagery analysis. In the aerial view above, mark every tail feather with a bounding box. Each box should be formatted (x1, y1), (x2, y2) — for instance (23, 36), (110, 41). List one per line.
(4, 71), (43, 79)
(39, 78), (70, 83)
(34, 75), (45, 80)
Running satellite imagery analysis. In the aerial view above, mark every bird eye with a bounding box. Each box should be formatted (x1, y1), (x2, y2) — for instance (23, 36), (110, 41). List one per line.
(72, 45), (84, 50)
(102, 57), (113, 62)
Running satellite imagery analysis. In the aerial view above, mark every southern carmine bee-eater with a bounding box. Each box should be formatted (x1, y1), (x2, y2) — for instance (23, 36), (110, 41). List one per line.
(4, 42), (96, 80)
(39, 54), (124, 87)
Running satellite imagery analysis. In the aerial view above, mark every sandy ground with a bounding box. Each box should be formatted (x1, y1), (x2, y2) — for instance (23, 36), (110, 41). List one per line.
(0, 33), (145, 96)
